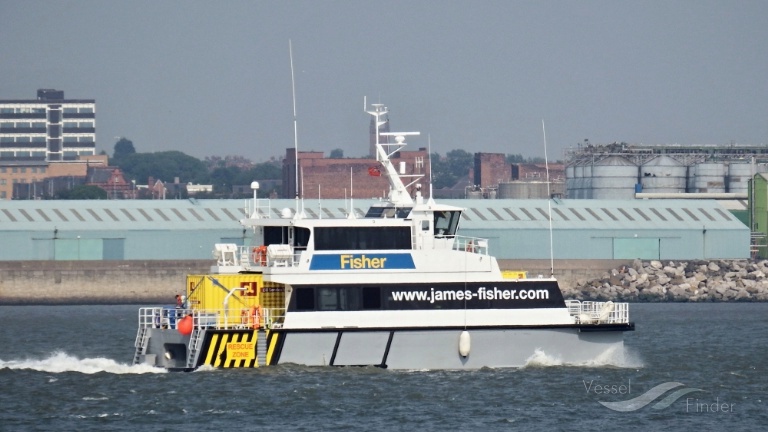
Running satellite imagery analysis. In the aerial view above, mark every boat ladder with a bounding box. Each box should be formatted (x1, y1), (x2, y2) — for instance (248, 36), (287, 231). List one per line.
(133, 327), (150, 365)
(185, 329), (205, 369)
(256, 330), (267, 366)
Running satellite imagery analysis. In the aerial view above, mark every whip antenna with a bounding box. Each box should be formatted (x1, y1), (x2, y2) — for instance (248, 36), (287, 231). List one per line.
(542, 119), (554, 278)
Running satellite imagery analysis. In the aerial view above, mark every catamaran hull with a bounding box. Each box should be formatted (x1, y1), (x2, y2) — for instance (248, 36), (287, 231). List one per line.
(136, 324), (633, 370)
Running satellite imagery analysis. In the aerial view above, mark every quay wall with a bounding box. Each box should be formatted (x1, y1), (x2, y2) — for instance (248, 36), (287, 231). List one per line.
(0, 260), (211, 305)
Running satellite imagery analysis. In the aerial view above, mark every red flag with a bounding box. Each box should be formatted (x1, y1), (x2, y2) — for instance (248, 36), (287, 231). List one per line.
(368, 166), (381, 177)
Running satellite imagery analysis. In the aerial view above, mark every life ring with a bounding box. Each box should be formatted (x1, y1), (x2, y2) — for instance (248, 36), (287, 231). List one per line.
(251, 245), (267, 266)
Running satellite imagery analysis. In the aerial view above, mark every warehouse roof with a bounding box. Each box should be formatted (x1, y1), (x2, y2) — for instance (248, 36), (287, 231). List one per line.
(0, 198), (746, 232)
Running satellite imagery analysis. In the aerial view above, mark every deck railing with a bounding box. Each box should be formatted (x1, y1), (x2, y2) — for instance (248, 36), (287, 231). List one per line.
(452, 235), (489, 255)
(138, 307), (286, 331)
(565, 300), (629, 324)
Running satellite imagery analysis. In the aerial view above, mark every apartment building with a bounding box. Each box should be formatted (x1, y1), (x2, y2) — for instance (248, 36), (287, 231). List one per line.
(0, 89), (98, 199)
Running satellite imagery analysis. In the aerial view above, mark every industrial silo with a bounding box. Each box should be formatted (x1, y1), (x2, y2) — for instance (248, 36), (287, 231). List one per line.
(498, 181), (550, 199)
(590, 156), (638, 199)
(565, 165), (575, 198)
(582, 163), (593, 199)
(640, 155), (686, 194)
(693, 162), (726, 193)
(572, 163), (584, 199)
(686, 164), (696, 193)
(466, 189), (484, 199)
(727, 162), (753, 194)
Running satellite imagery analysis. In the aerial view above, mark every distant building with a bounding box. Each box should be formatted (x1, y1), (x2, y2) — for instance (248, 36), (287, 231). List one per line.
(282, 148), (429, 200)
(470, 153), (565, 199)
(564, 142), (768, 199)
(0, 89), (96, 163)
(87, 166), (134, 199)
(474, 153), (510, 188)
(0, 89), (97, 199)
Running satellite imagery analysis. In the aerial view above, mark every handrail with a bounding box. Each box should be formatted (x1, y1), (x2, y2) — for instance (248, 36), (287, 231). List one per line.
(452, 235), (489, 255)
(239, 245), (301, 268)
(139, 307), (286, 331)
(564, 300), (630, 324)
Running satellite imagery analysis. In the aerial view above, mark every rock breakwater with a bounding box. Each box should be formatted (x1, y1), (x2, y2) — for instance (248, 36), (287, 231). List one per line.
(563, 259), (768, 302)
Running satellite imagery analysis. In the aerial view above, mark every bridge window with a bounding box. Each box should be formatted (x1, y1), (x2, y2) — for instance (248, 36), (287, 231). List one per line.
(315, 227), (410, 250)
(434, 210), (461, 236)
(365, 206), (412, 218)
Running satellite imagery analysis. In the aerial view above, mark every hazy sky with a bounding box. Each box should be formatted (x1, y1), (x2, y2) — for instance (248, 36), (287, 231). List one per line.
(1, 1), (766, 162)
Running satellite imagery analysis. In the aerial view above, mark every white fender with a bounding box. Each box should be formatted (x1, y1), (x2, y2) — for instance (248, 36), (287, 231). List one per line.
(458, 330), (471, 357)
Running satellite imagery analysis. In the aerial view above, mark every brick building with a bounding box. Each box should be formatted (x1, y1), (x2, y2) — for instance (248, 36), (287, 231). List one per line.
(8, 155), (109, 199)
(87, 166), (135, 199)
(282, 148), (430, 200)
(511, 163), (565, 182)
(473, 153), (510, 188)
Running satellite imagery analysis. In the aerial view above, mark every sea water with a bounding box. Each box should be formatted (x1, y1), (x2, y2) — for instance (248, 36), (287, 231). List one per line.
(0, 303), (765, 431)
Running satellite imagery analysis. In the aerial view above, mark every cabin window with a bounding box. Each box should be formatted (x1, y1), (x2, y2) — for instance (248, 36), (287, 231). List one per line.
(263, 226), (310, 248)
(295, 288), (315, 311)
(314, 227), (411, 250)
(362, 287), (382, 310)
(434, 210), (461, 236)
(294, 227), (310, 248)
(264, 226), (288, 245)
(365, 206), (412, 218)
(317, 287), (361, 311)
(421, 220), (430, 231)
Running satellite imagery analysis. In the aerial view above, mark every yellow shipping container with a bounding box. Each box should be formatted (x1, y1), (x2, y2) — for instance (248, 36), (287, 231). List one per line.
(186, 274), (286, 329)
(501, 270), (528, 280)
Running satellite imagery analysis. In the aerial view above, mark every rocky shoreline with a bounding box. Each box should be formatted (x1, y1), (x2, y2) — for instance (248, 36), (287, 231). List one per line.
(563, 259), (768, 302)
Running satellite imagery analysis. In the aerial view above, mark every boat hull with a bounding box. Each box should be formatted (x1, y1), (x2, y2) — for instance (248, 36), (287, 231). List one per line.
(136, 324), (633, 370)
(274, 326), (631, 369)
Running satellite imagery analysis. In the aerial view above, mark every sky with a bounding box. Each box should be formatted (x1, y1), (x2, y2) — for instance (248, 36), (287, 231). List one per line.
(1, 1), (766, 162)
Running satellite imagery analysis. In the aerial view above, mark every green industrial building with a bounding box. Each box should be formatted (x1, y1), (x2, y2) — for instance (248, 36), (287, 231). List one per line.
(0, 198), (749, 261)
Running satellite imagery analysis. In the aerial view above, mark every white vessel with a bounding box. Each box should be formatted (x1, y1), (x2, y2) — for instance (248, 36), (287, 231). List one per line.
(133, 103), (633, 370)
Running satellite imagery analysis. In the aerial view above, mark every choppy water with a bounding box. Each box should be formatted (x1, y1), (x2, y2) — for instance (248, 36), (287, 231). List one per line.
(0, 303), (765, 431)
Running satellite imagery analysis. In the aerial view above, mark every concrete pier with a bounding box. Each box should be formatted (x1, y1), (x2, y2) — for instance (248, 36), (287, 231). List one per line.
(0, 260), (211, 305)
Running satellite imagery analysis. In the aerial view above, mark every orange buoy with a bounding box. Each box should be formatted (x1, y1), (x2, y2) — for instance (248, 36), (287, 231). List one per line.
(177, 315), (194, 335)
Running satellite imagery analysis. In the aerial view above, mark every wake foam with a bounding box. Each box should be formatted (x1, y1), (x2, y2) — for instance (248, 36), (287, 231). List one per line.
(0, 351), (166, 374)
(523, 346), (643, 368)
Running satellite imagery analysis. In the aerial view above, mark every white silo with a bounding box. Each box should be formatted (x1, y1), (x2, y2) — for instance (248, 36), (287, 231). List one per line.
(640, 156), (687, 194)
(590, 156), (638, 199)
(565, 165), (575, 199)
(583, 163), (593, 199)
(498, 182), (550, 199)
(693, 162), (726, 193)
(727, 162), (753, 194)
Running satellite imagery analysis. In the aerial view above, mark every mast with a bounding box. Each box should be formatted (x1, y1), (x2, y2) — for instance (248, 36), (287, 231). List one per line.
(364, 100), (421, 206)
